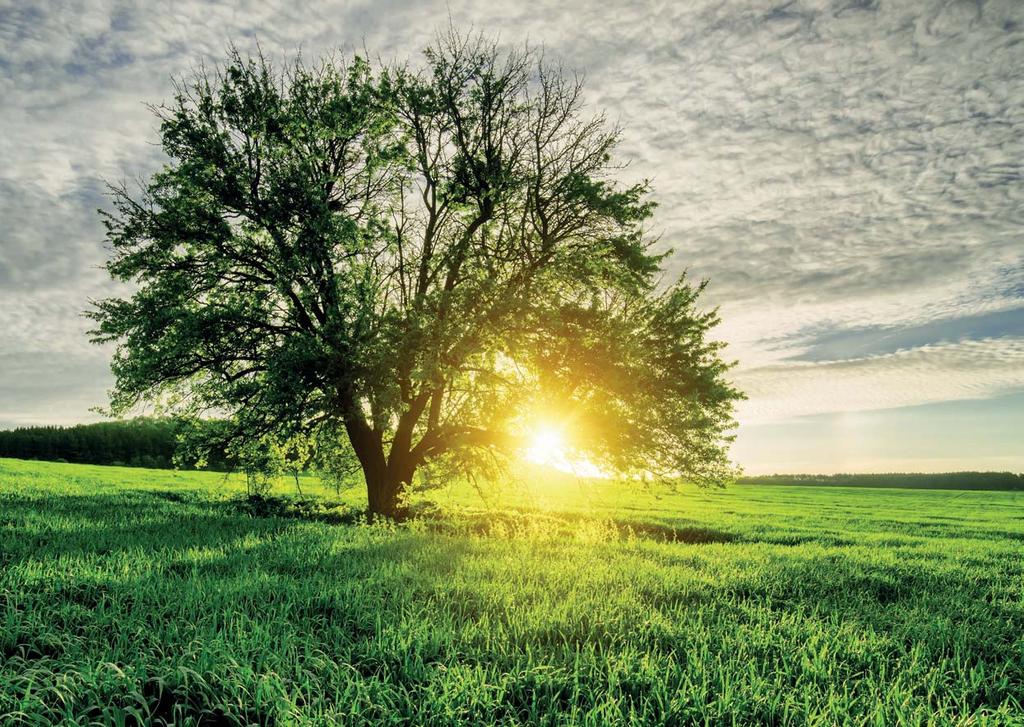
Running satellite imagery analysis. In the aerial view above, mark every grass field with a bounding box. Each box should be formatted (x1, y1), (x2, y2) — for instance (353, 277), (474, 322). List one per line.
(1, 457), (1022, 725)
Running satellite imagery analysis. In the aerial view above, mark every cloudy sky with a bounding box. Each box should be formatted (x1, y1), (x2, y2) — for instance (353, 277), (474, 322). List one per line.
(1, 0), (1022, 473)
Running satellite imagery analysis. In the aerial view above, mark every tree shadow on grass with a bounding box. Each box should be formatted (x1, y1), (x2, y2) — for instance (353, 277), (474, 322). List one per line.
(0, 491), (302, 567)
(413, 506), (740, 545)
(135, 493), (743, 545)
(0, 489), (723, 573)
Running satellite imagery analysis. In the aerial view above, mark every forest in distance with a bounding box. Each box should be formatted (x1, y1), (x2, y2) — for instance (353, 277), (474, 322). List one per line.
(1, 419), (1020, 490)
(0, 419), (222, 471)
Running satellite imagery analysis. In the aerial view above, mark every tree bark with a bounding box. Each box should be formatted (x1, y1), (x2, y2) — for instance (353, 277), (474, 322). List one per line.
(356, 437), (416, 520)
(364, 458), (414, 521)
(365, 471), (402, 520)
(342, 414), (397, 520)
(341, 394), (421, 520)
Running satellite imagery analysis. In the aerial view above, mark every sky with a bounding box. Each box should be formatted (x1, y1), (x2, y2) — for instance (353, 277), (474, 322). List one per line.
(0, 0), (1021, 473)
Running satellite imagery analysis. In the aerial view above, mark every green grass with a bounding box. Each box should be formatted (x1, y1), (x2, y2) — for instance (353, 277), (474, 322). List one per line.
(1, 458), (1022, 725)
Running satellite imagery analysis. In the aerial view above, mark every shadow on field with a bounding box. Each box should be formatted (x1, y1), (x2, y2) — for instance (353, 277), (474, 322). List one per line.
(415, 507), (740, 544)
(0, 491), (300, 567)
(13, 488), (1012, 565)
(185, 494), (741, 545)
(138, 677), (263, 727)
(0, 489), (740, 578)
(617, 521), (738, 544)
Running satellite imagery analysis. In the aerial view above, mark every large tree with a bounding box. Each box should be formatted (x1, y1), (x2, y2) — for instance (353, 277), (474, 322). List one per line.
(91, 32), (743, 518)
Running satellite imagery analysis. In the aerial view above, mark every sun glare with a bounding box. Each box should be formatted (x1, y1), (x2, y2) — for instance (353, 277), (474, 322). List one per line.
(524, 425), (567, 467)
(522, 422), (607, 478)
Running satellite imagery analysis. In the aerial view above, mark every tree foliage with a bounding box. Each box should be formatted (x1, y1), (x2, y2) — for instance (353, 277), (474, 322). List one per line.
(90, 31), (744, 517)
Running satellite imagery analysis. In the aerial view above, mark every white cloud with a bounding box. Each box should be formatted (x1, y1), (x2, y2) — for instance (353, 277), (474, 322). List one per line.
(734, 337), (1024, 423)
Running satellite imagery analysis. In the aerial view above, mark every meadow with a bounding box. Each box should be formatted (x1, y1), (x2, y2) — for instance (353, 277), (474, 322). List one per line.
(0, 457), (1021, 725)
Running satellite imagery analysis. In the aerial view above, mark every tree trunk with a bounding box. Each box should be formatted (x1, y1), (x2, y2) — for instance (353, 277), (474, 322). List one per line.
(343, 410), (416, 521)
(365, 471), (402, 520)
(364, 455), (415, 521)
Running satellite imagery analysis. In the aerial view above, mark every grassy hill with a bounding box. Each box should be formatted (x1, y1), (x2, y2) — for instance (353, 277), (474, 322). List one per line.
(1, 458), (1021, 724)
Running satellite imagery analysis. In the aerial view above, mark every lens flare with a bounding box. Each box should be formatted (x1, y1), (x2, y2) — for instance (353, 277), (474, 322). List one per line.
(524, 425), (566, 466)
(522, 422), (607, 478)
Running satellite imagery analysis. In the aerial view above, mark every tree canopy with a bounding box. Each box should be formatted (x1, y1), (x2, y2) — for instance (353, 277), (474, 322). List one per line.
(91, 31), (743, 518)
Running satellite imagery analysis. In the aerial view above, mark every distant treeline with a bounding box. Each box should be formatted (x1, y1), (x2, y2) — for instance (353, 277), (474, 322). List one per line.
(2, 421), (1022, 490)
(0, 418), (232, 470)
(740, 472), (1024, 491)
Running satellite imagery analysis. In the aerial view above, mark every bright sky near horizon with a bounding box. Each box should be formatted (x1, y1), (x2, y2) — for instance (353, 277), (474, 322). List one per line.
(1, 0), (1022, 473)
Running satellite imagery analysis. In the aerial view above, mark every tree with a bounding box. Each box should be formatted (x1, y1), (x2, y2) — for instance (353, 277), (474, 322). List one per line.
(90, 31), (743, 519)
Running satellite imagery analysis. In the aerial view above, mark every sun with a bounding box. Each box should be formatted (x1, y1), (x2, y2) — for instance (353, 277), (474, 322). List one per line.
(524, 425), (567, 467)
(521, 420), (608, 478)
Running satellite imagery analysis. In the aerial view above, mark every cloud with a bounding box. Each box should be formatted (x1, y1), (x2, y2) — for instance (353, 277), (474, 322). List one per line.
(782, 306), (1024, 362)
(0, 0), (1022, 451)
(0, 351), (111, 430)
(734, 337), (1024, 423)
(0, 177), (108, 291)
